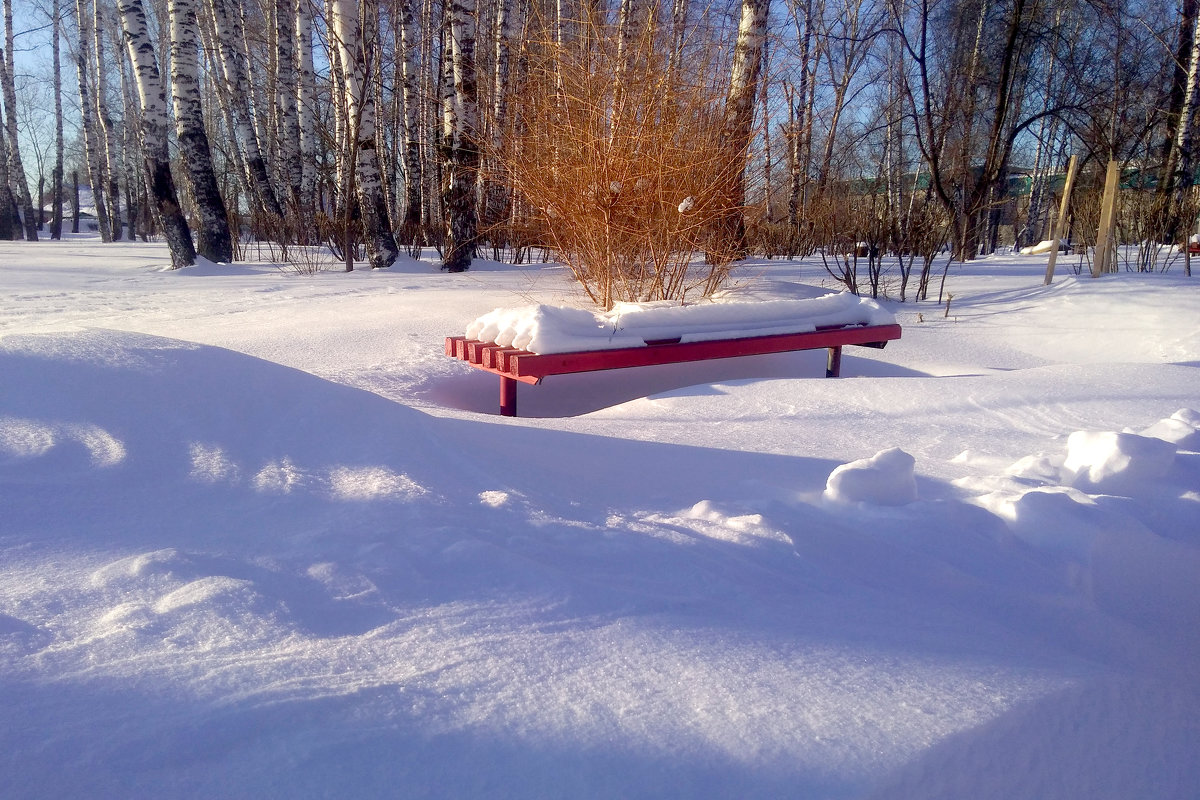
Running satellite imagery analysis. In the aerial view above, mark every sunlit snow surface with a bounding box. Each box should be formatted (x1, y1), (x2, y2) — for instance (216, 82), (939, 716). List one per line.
(1, 237), (1198, 799)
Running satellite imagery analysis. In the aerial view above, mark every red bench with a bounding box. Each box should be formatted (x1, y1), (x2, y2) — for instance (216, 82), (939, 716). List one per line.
(446, 322), (902, 416)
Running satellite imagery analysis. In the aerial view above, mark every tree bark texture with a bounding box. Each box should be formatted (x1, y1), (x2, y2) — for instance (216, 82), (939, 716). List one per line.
(717, 0), (769, 257)
(1, 0), (37, 240)
(295, 0), (318, 215)
(206, 0), (285, 222)
(72, 0), (110, 241)
(94, 0), (124, 239)
(441, 0), (480, 272)
(119, 0), (197, 268)
(331, 0), (399, 268)
(0, 99), (13, 240)
(274, 0), (303, 210)
(51, 0), (65, 239)
(399, 0), (423, 242)
(169, 0), (234, 262)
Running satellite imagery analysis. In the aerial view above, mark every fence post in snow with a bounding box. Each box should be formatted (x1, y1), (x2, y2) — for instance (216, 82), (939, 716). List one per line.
(1044, 154), (1078, 286)
(1092, 160), (1121, 277)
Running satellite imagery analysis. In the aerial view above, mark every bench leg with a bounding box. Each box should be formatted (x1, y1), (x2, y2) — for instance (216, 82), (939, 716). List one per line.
(500, 376), (518, 416)
(826, 346), (842, 378)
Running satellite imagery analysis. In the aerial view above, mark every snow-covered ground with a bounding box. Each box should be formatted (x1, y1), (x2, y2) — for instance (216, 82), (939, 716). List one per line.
(1, 236), (1197, 799)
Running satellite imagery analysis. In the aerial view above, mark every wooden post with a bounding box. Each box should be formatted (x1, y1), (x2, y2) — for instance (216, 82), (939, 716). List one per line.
(1092, 160), (1121, 277)
(500, 376), (517, 416)
(826, 346), (842, 378)
(1044, 154), (1078, 285)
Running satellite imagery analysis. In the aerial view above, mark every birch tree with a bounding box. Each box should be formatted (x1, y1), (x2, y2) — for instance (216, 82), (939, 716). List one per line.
(71, 0), (112, 241)
(667, 0), (688, 81)
(331, 0), (400, 268)
(51, 0), (65, 239)
(273, 0), (302, 210)
(441, 0), (480, 272)
(1163, 4), (1200, 243)
(169, 0), (234, 261)
(784, 0), (816, 244)
(482, 0), (521, 236)
(398, 0), (422, 244)
(295, 0), (317, 215)
(717, 0), (769, 256)
(118, 41), (143, 240)
(1158, 0), (1198, 194)
(0, 104), (13, 239)
(207, 0), (285, 223)
(94, 0), (123, 239)
(2, 0), (37, 240)
(119, 0), (197, 267)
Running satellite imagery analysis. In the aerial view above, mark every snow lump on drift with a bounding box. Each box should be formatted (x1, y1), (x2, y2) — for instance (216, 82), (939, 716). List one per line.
(1062, 431), (1176, 494)
(824, 448), (918, 506)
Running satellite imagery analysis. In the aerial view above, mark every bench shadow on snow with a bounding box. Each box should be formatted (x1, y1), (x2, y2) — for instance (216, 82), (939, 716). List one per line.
(429, 348), (930, 417)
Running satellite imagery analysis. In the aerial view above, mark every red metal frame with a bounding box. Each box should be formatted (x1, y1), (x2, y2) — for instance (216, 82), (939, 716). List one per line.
(446, 322), (902, 416)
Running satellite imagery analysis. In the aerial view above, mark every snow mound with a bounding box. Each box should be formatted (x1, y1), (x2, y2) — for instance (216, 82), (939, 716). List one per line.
(1018, 239), (1065, 255)
(1139, 408), (1200, 451)
(989, 488), (1116, 563)
(465, 292), (895, 354)
(1062, 431), (1176, 494)
(824, 448), (918, 506)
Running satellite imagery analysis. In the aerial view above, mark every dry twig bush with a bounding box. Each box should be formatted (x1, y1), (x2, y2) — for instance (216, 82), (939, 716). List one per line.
(496, 16), (747, 309)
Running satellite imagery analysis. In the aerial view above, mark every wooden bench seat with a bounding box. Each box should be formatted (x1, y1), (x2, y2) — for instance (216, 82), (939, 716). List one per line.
(446, 322), (902, 416)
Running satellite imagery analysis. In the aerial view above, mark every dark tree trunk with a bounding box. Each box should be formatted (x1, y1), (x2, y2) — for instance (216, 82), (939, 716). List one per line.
(119, 0), (196, 267)
(169, 0), (233, 262)
(72, 170), (80, 233)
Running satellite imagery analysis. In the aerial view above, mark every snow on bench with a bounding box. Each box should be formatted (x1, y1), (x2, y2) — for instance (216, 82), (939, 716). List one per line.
(446, 292), (901, 416)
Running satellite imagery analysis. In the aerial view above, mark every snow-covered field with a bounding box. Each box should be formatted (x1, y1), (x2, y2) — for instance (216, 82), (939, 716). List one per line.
(1, 236), (1198, 799)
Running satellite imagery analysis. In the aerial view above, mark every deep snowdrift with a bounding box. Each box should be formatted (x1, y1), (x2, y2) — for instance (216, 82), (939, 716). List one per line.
(1, 238), (1198, 799)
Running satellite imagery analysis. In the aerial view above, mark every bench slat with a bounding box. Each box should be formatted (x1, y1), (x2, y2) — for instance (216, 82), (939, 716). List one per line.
(505, 324), (901, 378)
(444, 322), (901, 416)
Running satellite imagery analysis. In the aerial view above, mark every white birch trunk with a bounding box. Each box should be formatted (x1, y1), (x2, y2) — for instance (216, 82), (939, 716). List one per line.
(94, 0), (124, 239)
(2, 0), (37, 240)
(719, 0), (769, 255)
(441, 0), (479, 271)
(206, 0), (284, 221)
(481, 0), (521, 236)
(399, 0), (423, 240)
(119, 0), (196, 267)
(295, 0), (317, 214)
(421, 0), (438, 232)
(760, 36), (773, 221)
(118, 45), (143, 240)
(331, 0), (399, 268)
(51, 0), (64, 239)
(667, 0), (688, 81)
(274, 0), (302, 208)
(169, 0), (233, 262)
(786, 0), (812, 236)
(72, 0), (112, 241)
(0, 87), (13, 239)
(1169, 9), (1200, 239)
